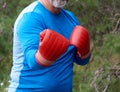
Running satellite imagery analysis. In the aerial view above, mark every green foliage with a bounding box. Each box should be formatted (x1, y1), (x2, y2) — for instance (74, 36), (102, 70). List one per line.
(72, 33), (120, 92)
(66, 0), (120, 92)
(0, 0), (34, 91)
(0, 0), (120, 92)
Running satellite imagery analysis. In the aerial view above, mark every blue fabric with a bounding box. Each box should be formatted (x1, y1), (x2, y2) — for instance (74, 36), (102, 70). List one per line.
(8, 1), (90, 92)
(75, 53), (91, 65)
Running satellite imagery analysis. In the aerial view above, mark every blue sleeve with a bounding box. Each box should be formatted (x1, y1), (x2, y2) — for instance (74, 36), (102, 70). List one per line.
(16, 12), (45, 69)
(74, 53), (91, 66)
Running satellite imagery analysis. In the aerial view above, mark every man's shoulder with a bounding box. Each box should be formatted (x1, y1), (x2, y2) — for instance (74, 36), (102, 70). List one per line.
(62, 9), (80, 24)
(21, 1), (41, 15)
(62, 9), (77, 19)
(62, 9), (73, 15)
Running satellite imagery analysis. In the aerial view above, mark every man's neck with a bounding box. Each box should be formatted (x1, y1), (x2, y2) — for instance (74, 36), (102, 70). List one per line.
(39, 0), (61, 14)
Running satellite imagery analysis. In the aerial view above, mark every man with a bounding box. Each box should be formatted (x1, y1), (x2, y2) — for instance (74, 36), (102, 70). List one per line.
(8, 0), (91, 92)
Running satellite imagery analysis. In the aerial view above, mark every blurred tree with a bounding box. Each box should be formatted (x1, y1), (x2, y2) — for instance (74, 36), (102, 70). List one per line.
(0, 0), (34, 91)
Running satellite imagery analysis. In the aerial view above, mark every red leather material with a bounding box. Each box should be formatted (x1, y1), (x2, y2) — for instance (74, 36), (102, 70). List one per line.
(36, 29), (69, 66)
(70, 26), (90, 59)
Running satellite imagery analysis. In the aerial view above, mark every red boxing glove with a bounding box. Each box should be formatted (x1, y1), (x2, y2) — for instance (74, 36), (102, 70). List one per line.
(35, 29), (69, 66)
(70, 26), (90, 59)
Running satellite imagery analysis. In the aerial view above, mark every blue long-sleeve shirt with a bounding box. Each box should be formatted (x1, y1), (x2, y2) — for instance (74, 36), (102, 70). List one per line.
(8, 1), (90, 92)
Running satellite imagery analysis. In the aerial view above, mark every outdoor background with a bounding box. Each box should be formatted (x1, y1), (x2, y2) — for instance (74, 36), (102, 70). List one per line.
(0, 0), (120, 92)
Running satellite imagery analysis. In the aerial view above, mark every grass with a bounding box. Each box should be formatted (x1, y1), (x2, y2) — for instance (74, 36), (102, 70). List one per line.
(72, 33), (120, 92)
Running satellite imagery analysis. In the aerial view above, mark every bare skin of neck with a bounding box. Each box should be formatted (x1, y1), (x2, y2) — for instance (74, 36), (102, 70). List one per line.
(39, 0), (61, 14)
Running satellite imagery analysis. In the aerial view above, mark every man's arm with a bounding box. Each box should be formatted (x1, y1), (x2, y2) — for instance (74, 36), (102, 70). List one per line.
(70, 25), (91, 65)
(17, 12), (45, 69)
